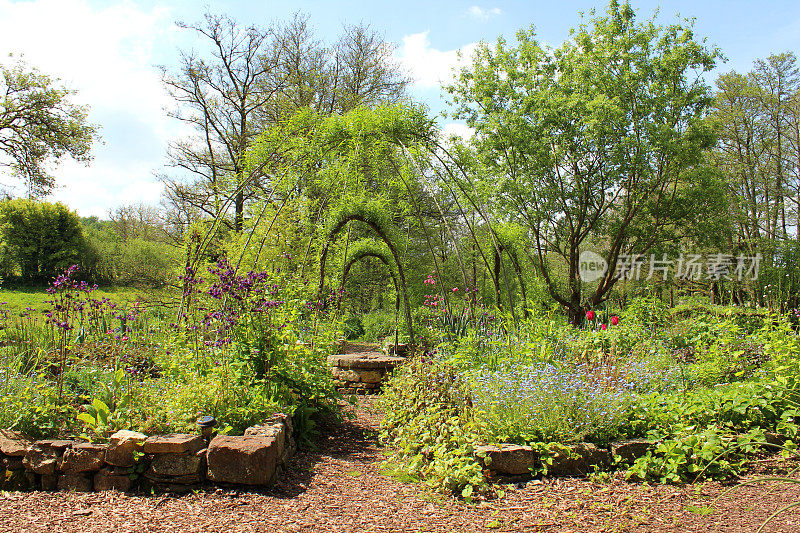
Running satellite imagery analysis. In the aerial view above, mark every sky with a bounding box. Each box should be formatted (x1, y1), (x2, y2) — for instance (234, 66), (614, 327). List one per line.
(1, 0), (799, 218)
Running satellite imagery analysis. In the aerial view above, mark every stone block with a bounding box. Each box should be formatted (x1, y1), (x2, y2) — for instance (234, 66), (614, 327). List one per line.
(58, 473), (93, 492)
(143, 434), (204, 455)
(144, 472), (202, 485)
(24, 440), (74, 475)
(59, 443), (106, 473)
(609, 439), (652, 464)
(245, 425), (282, 438)
(105, 430), (146, 467)
(764, 432), (787, 447)
(333, 368), (361, 382)
(547, 443), (610, 477)
(383, 342), (410, 356)
(265, 413), (292, 437)
(0, 429), (33, 457)
(476, 444), (539, 476)
(41, 474), (58, 491)
(327, 354), (404, 370)
(94, 467), (134, 492)
(141, 479), (200, 494)
(2, 454), (25, 471)
(206, 435), (279, 486)
(359, 370), (382, 383)
(148, 452), (204, 477)
(245, 425), (285, 460)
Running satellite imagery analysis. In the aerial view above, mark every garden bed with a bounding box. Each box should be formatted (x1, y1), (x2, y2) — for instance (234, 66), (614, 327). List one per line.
(378, 299), (800, 496)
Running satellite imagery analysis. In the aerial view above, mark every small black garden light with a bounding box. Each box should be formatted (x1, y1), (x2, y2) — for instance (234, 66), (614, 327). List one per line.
(197, 415), (217, 443)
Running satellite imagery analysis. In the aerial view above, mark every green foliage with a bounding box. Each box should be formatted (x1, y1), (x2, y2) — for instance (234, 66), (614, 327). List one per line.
(76, 398), (117, 442)
(380, 300), (800, 489)
(623, 297), (670, 328)
(670, 299), (767, 333)
(0, 370), (73, 438)
(343, 315), (365, 340)
(379, 357), (487, 495)
(86, 235), (176, 287)
(0, 57), (97, 196)
(626, 425), (745, 483)
(0, 199), (90, 282)
(361, 310), (398, 341)
(0, 257), (342, 442)
(130, 365), (285, 435)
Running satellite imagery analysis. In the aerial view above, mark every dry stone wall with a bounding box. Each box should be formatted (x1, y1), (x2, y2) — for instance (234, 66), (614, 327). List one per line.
(0, 414), (294, 493)
(476, 433), (786, 479)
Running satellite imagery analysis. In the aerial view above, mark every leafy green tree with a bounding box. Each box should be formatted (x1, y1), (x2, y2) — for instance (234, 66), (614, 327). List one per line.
(448, 1), (720, 323)
(0, 58), (97, 197)
(0, 199), (88, 282)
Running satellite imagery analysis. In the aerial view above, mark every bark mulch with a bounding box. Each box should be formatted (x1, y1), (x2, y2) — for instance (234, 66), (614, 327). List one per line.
(1, 397), (798, 532)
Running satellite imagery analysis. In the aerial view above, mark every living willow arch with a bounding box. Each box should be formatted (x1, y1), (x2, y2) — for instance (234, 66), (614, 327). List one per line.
(318, 204), (414, 342)
(339, 240), (406, 341)
(492, 232), (529, 318)
(230, 104), (524, 330)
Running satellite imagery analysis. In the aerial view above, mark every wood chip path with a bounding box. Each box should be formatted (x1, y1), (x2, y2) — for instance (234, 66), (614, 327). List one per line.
(1, 397), (798, 532)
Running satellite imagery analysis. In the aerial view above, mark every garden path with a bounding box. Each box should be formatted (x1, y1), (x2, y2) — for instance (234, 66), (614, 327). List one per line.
(0, 398), (798, 532)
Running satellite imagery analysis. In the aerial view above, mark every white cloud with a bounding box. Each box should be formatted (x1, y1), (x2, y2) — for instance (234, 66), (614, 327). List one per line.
(48, 158), (164, 218)
(395, 32), (478, 90)
(442, 123), (474, 142)
(0, 0), (181, 216)
(466, 6), (502, 21)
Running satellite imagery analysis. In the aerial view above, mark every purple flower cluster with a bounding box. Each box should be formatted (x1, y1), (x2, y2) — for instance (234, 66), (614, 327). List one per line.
(180, 257), (285, 348)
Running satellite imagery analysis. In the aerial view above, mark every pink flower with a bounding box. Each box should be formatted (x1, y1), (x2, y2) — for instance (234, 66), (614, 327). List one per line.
(611, 315), (619, 326)
(586, 310), (595, 321)
(600, 324), (607, 331)
(452, 287), (459, 292)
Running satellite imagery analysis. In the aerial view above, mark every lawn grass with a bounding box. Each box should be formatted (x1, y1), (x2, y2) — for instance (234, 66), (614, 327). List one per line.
(0, 285), (178, 313)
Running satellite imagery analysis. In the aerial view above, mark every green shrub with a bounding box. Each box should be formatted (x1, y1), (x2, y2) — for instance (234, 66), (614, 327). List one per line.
(623, 296), (670, 328)
(379, 357), (487, 495)
(343, 315), (364, 340)
(130, 367), (284, 435)
(361, 310), (397, 341)
(0, 199), (90, 282)
(0, 372), (75, 438)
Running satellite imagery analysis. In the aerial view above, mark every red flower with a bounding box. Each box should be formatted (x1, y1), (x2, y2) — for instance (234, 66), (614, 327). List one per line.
(600, 323), (607, 331)
(610, 315), (619, 326)
(586, 310), (595, 321)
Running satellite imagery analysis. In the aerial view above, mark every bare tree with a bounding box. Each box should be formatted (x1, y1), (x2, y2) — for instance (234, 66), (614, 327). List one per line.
(272, 15), (410, 117)
(161, 13), (287, 233)
(108, 203), (167, 242)
(160, 13), (411, 235)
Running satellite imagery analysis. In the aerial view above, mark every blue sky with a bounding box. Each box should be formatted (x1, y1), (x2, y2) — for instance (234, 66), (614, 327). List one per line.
(1, 0), (799, 217)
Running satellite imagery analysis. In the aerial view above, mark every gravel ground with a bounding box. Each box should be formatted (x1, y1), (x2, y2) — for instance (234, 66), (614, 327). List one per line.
(1, 397), (798, 532)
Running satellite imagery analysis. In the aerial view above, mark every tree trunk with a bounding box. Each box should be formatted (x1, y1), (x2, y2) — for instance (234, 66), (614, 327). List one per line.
(235, 190), (244, 233)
